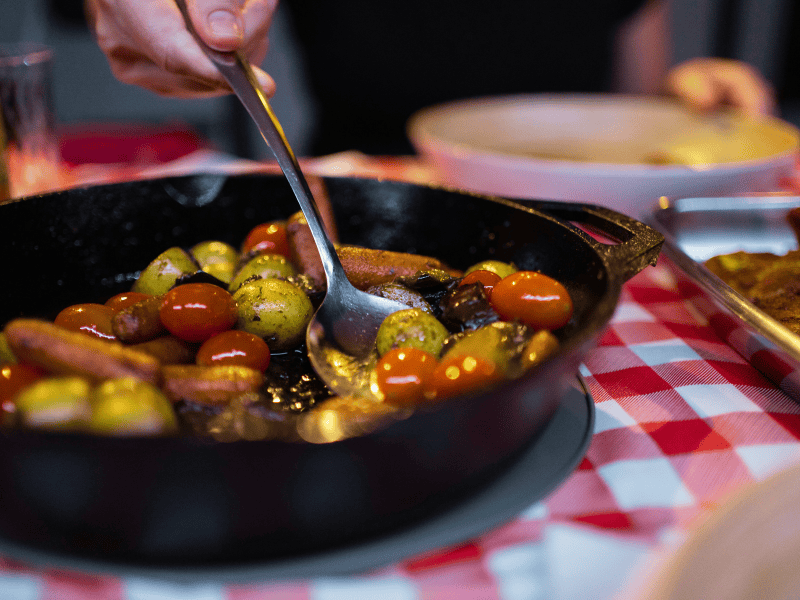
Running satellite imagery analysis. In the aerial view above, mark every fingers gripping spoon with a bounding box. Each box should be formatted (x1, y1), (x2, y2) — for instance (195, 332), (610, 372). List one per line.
(175, 0), (408, 397)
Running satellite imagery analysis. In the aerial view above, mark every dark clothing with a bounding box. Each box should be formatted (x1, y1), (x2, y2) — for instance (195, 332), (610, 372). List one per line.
(283, 0), (647, 154)
(709, 0), (798, 125)
(777, 0), (800, 107)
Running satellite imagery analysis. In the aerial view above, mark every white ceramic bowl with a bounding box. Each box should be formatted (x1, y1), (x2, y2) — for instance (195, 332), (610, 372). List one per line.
(407, 94), (800, 217)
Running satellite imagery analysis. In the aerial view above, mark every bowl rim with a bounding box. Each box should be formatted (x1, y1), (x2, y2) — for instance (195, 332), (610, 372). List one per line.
(406, 92), (800, 174)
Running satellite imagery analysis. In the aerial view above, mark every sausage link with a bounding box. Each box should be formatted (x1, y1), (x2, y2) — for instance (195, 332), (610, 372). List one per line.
(112, 294), (166, 343)
(338, 246), (463, 290)
(161, 364), (264, 406)
(4, 318), (161, 384)
(130, 335), (197, 365)
(287, 211), (326, 288)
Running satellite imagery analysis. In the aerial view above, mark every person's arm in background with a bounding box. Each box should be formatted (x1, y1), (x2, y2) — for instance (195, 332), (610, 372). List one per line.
(84, 0), (276, 98)
(612, 0), (776, 117)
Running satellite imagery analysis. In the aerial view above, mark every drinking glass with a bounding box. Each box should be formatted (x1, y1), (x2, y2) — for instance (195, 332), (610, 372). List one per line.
(0, 42), (62, 199)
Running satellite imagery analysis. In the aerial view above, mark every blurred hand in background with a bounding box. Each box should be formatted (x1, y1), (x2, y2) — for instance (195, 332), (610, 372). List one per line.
(665, 57), (776, 118)
(614, 0), (776, 118)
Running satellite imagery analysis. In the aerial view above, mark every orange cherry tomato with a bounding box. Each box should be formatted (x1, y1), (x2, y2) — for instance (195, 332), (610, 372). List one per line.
(490, 271), (573, 330)
(196, 330), (271, 372)
(159, 283), (238, 343)
(54, 303), (117, 340)
(105, 291), (151, 313)
(459, 269), (502, 299)
(0, 363), (45, 423)
(423, 354), (504, 401)
(375, 347), (438, 406)
(241, 221), (291, 258)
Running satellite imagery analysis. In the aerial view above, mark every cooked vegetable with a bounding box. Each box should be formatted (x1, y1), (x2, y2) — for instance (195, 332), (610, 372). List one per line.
(465, 260), (517, 279)
(228, 253), (296, 293)
(458, 270), (502, 299)
(89, 377), (177, 436)
(232, 278), (313, 352)
(442, 321), (528, 376)
(491, 271), (573, 330)
(191, 240), (238, 285)
(241, 221), (291, 258)
(519, 330), (560, 371)
(396, 270), (459, 319)
(196, 330), (271, 372)
(440, 281), (500, 332)
(375, 347), (438, 406)
(159, 283), (237, 343)
(376, 308), (449, 357)
(54, 303), (117, 341)
(132, 247), (198, 295)
(423, 354), (504, 401)
(14, 376), (92, 430)
(105, 291), (151, 313)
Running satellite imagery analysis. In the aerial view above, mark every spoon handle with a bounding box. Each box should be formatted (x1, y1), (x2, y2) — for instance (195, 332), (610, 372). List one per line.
(174, 0), (344, 286)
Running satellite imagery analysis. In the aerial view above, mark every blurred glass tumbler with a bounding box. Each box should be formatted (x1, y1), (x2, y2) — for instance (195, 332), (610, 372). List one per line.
(0, 43), (61, 200)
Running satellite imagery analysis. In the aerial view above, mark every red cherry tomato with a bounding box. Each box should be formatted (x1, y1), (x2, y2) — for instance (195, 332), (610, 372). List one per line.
(490, 271), (573, 330)
(196, 330), (271, 372)
(241, 221), (291, 258)
(375, 347), (438, 406)
(159, 283), (238, 343)
(423, 354), (504, 401)
(54, 303), (117, 340)
(459, 269), (502, 299)
(105, 291), (151, 313)
(0, 363), (45, 423)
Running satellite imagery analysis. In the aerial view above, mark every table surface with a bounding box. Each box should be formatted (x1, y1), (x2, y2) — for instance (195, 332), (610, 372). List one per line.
(3, 142), (800, 600)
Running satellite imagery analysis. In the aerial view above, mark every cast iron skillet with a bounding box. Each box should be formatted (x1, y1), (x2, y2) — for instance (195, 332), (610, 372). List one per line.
(0, 174), (662, 569)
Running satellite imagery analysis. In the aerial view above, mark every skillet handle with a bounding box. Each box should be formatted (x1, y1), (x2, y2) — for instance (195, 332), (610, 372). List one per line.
(524, 200), (665, 283)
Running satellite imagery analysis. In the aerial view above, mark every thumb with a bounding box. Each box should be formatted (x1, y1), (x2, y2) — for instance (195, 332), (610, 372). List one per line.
(187, 0), (245, 52)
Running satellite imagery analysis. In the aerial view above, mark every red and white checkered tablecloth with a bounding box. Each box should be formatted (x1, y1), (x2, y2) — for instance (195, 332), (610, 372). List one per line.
(2, 146), (800, 600)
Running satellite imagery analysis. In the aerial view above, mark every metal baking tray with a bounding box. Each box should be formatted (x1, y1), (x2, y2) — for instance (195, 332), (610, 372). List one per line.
(647, 195), (800, 399)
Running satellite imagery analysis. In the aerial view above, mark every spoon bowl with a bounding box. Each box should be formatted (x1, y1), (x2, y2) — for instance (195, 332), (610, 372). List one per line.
(306, 281), (409, 398)
(175, 0), (408, 396)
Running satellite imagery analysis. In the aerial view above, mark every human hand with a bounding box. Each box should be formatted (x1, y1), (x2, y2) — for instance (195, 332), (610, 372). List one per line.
(85, 0), (277, 98)
(665, 57), (776, 118)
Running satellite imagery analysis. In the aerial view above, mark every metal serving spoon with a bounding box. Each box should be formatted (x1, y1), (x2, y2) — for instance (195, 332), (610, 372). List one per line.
(175, 0), (407, 397)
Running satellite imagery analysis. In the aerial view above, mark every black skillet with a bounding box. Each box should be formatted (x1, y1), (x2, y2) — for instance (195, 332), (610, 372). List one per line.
(0, 174), (662, 569)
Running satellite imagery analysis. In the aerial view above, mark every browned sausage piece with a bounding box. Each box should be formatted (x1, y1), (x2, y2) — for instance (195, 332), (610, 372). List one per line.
(287, 211), (326, 288)
(284, 176), (337, 289)
(337, 246), (463, 290)
(129, 335), (197, 365)
(112, 294), (166, 343)
(287, 224), (463, 292)
(306, 174), (339, 242)
(4, 318), (161, 384)
(161, 365), (264, 406)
